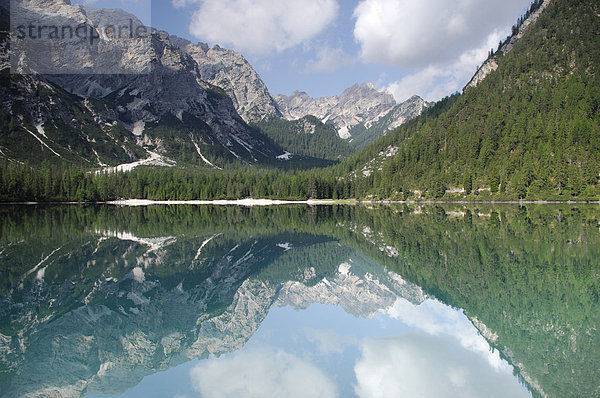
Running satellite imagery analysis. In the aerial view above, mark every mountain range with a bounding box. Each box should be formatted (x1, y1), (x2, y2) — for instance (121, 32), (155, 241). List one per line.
(0, 0), (427, 170)
(2, 0), (599, 202)
(274, 84), (430, 147)
(1, 0), (295, 169)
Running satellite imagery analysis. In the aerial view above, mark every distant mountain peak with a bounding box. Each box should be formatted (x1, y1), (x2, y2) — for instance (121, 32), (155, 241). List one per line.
(349, 95), (431, 149)
(275, 83), (397, 140)
(274, 85), (428, 146)
(342, 82), (379, 94)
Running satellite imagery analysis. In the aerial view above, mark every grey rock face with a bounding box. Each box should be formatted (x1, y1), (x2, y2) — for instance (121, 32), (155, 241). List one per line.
(274, 87), (429, 148)
(381, 95), (430, 132)
(2, 0), (282, 166)
(466, 58), (499, 90)
(10, 0), (152, 76)
(347, 94), (430, 148)
(275, 83), (397, 139)
(171, 37), (281, 123)
(0, 70), (147, 165)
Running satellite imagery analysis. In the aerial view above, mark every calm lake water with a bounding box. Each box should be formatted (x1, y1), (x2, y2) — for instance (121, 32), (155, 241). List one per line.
(0, 204), (598, 398)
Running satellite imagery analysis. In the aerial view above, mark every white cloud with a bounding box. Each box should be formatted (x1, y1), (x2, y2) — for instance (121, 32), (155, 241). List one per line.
(385, 28), (506, 102)
(304, 46), (352, 74)
(386, 67), (442, 103)
(172, 0), (201, 8)
(354, 0), (532, 100)
(385, 298), (508, 371)
(186, 0), (339, 55)
(354, 334), (530, 398)
(354, 0), (530, 68)
(189, 347), (338, 398)
(172, 0), (192, 8)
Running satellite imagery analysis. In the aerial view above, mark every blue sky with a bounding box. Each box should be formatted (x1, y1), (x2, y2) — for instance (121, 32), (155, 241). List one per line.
(74, 0), (534, 101)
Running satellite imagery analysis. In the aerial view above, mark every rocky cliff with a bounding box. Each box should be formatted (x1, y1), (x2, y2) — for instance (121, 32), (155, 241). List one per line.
(275, 83), (397, 140)
(1, 0), (284, 167)
(350, 95), (431, 148)
(171, 37), (281, 123)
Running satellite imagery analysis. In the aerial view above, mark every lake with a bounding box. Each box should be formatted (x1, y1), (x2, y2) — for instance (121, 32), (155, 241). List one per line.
(0, 204), (598, 397)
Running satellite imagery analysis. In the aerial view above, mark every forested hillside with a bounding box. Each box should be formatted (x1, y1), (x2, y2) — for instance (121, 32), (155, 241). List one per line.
(340, 0), (600, 200)
(252, 116), (355, 161)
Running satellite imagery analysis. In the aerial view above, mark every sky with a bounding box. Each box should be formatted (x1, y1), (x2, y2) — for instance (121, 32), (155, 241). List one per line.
(73, 0), (534, 102)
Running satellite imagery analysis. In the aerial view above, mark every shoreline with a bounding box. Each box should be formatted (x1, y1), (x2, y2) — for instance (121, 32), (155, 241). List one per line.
(106, 199), (343, 206)
(1, 199), (599, 206)
(361, 199), (600, 205)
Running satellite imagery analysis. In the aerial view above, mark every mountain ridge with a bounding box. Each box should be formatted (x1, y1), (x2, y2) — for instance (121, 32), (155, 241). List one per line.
(274, 84), (429, 148)
(170, 36), (282, 123)
(466, 0), (552, 90)
(0, 0), (286, 168)
(275, 83), (397, 140)
(350, 95), (431, 149)
(0, 0), (426, 169)
(3, 0), (597, 203)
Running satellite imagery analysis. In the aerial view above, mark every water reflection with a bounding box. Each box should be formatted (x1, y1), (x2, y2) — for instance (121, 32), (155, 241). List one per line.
(1, 204), (598, 397)
(189, 299), (530, 398)
(94, 298), (529, 398)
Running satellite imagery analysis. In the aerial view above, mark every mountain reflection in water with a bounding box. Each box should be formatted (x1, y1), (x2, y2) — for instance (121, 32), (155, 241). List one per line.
(1, 205), (598, 397)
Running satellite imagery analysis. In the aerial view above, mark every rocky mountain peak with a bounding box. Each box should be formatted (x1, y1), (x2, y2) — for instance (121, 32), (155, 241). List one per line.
(171, 36), (281, 123)
(1, 0), (284, 167)
(9, 0), (150, 76)
(340, 82), (388, 99)
(347, 95), (431, 148)
(275, 83), (397, 140)
(19, 0), (71, 5)
(384, 95), (429, 130)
